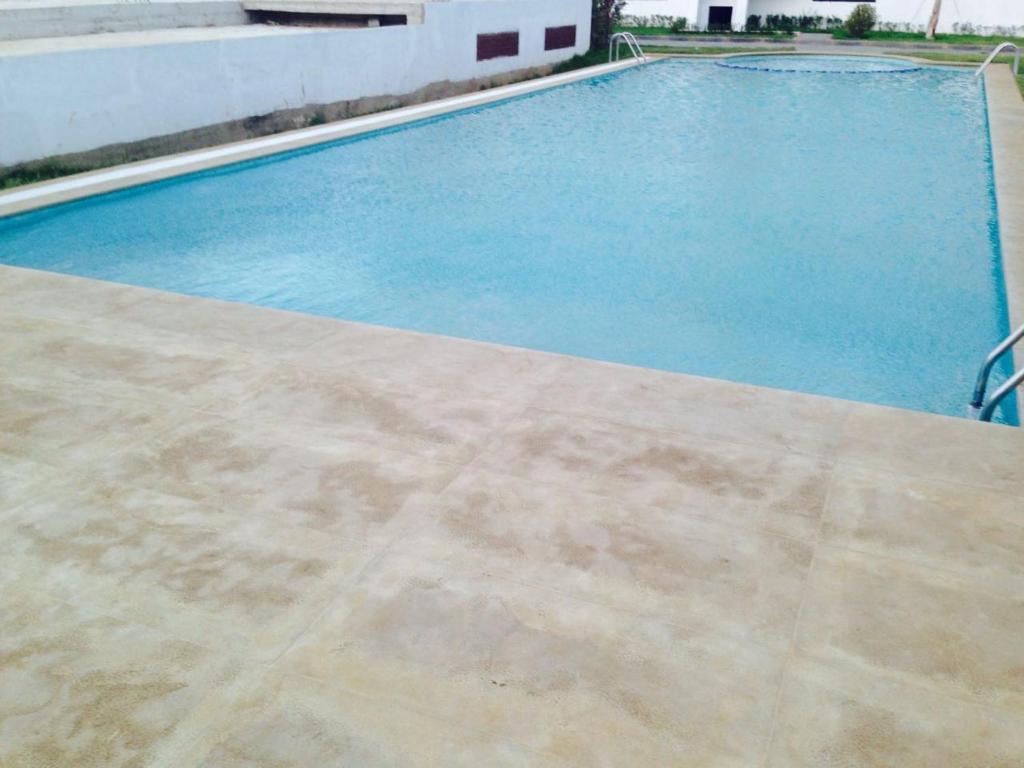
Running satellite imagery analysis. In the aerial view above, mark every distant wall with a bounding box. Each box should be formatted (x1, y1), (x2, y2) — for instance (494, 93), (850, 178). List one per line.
(0, 1), (248, 41)
(0, 0), (591, 167)
(748, 0), (1024, 33)
(622, 0), (1024, 33)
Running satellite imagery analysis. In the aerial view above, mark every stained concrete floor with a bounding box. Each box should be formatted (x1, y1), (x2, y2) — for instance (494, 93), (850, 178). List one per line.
(1, 263), (1023, 766)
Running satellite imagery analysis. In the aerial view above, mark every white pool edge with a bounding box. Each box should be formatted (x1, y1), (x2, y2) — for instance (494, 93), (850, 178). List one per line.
(985, 65), (1024, 414)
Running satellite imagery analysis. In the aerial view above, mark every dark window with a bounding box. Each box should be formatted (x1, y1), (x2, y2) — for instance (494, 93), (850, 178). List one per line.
(477, 31), (519, 61)
(545, 25), (577, 50)
(707, 6), (734, 30)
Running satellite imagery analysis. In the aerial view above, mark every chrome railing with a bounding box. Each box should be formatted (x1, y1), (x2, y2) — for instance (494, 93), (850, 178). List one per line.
(609, 32), (647, 63)
(976, 42), (1021, 78)
(968, 324), (1024, 422)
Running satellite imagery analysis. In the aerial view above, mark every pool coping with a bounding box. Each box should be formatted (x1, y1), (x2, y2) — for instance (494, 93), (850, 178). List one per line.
(0, 58), (641, 218)
(985, 65), (1024, 406)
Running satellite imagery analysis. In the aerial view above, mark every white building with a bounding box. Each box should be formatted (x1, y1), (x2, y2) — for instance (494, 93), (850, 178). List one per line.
(622, 0), (1024, 34)
(0, 0), (591, 168)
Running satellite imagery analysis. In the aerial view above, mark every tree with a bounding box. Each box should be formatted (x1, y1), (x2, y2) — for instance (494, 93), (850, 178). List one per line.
(844, 4), (876, 39)
(592, 0), (626, 49)
(926, 0), (941, 40)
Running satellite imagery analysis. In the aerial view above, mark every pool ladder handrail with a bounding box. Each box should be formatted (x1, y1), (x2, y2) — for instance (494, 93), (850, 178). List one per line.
(975, 42), (1021, 78)
(968, 324), (1024, 422)
(609, 32), (647, 63)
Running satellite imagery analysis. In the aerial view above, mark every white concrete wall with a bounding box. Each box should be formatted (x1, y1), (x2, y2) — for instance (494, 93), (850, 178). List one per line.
(0, 0), (591, 165)
(623, 0), (1024, 33)
(621, 0), (698, 26)
(0, 1), (249, 42)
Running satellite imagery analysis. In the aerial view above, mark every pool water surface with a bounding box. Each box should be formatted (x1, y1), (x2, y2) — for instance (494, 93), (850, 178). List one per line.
(0, 57), (1016, 423)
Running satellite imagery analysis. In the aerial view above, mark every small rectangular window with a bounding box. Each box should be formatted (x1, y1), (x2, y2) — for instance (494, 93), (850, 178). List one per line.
(545, 25), (577, 51)
(477, 31), (519, 61)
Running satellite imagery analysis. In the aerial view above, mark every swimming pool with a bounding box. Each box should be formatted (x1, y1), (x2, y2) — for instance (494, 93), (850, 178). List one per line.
(1, 57), (1017, 424)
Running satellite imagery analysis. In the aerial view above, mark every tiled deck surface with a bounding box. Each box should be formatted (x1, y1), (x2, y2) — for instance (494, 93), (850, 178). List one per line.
(2, 263), (1024, 766)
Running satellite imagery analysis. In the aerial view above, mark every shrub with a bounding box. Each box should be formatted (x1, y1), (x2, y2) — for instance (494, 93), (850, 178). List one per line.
(670, 16), (688, 33)
(745, 14), (761, 32)
(765, 14), (796, 32)
(844, 4), (876, 38)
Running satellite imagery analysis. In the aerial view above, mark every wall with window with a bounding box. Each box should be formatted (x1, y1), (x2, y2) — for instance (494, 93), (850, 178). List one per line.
(1, 0), (590, 167)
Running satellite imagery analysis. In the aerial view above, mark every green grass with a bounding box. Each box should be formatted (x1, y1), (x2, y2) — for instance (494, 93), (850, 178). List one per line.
(615, 25), (793, 38)
(883, 50), (1014, 64)
(644, 45), (795, 55)
(834, 29), (1024, 46)
(1, 161), (93, 191)
(551, 49), (611, 74)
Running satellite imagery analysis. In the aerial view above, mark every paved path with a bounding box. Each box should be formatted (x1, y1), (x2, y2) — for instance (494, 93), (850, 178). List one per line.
(3, 259), (1024, 767)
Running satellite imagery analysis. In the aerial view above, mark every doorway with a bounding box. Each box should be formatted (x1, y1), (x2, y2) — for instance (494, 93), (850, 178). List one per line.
(707, 5), (733, 31)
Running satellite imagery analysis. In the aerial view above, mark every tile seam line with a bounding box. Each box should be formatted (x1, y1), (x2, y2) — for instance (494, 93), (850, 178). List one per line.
(759, 459), (838, 767)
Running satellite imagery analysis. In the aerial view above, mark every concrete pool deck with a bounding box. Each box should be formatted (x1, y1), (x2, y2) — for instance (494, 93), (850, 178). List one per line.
(3, 262), (1024, 766)
(3, 58), (1024, 767)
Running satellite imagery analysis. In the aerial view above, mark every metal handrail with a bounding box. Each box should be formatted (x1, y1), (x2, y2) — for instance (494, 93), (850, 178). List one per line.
(609, 32), (647, 63)
(977, 368), (1024, 422)
(976, 42), (1020, 78)
(968, 324), (1024, 421)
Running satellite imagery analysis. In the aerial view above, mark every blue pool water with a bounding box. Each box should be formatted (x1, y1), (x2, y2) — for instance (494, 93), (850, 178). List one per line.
(1, 57), (1017, 423)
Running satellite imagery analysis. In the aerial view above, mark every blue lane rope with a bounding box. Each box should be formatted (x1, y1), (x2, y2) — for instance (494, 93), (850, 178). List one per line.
(715, 58), (923, 74)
